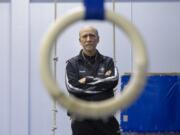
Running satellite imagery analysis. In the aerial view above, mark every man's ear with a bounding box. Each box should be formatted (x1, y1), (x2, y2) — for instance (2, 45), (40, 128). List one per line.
(79, 38), (83, 46)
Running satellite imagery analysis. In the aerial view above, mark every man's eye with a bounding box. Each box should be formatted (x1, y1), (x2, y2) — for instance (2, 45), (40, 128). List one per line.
(88, 34), (95, 37)
(82, 34), (96, 38)
(83, 35), (88, 38)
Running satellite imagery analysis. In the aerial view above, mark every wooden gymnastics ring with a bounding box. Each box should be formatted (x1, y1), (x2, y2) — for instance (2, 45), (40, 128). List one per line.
(40, 6), (148, 119)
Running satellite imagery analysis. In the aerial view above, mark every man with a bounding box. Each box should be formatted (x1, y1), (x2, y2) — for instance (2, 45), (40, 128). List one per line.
(65, 26), (120, 135)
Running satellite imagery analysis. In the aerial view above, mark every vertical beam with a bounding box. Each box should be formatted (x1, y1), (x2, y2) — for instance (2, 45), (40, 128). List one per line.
(0, 3), (11, 135)
(10, 0), (30, 135)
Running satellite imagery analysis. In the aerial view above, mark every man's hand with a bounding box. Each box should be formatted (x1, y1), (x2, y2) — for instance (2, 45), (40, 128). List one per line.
(105, 70), (112, 76)
(78, 76), (98, 84)
(78, 77), (86, 84)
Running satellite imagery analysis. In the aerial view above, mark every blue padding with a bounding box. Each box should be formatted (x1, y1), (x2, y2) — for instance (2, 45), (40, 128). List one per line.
(120, 75), (180, 132)
(83, 0), (104, 20)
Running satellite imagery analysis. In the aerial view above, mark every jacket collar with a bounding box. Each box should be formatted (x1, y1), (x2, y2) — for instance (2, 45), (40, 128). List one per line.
(78, 49), (103, 63)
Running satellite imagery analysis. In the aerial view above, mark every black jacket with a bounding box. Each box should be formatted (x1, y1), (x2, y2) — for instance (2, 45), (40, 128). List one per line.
(65, 50), (119, 101)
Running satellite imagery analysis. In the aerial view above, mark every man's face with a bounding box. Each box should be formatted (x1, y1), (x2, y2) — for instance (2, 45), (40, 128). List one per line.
(79, 27), (99, 53)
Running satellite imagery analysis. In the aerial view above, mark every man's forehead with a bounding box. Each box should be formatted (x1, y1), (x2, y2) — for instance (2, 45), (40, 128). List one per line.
(79, 27), (98, 36)
(80, 30), (96, 36)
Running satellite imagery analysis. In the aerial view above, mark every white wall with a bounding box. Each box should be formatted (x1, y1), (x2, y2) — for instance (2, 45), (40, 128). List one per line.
(30, 4), (55, 135)
(0, 3), (11, 135)
(132, 2), (180, 72)
(10, 0), (29, 135)
(1, 1), (180, 135)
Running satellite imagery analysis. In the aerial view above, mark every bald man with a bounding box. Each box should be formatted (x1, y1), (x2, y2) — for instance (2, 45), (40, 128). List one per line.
(65, 26), (121, 135)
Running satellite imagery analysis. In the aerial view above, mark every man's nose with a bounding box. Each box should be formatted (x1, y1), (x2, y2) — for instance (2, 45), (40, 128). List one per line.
(86, 35), (91, 40)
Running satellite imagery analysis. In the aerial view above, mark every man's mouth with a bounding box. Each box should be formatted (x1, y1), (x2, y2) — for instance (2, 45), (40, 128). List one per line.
(85, 42), (93, 45)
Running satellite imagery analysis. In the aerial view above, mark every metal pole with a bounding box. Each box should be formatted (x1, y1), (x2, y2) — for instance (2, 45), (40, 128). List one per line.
(112, 0), (116, 64)
(52, 0), (58, 135)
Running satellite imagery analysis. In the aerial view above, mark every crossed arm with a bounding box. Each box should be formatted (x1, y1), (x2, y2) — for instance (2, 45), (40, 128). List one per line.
(65, 60), (119, 96)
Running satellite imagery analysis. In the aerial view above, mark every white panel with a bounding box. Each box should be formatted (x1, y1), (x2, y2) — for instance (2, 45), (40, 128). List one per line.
(115, 3), (132, 74)
(10, 0), (29, 135)
(30, 3), (55, 135)
(133, 2), (180, 72)
(0, 3), (11, 135)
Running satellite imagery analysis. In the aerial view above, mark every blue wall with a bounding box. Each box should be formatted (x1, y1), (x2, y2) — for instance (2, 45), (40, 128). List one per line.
(121, 74), (180, 132)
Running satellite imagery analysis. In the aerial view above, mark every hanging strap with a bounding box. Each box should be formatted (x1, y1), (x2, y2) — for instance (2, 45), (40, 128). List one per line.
(84, 0), (105, 20)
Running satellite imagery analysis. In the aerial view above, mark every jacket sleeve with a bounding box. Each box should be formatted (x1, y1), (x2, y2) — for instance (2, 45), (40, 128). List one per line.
(87, 58), (119, 90)
(65, 61), (101, 96)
